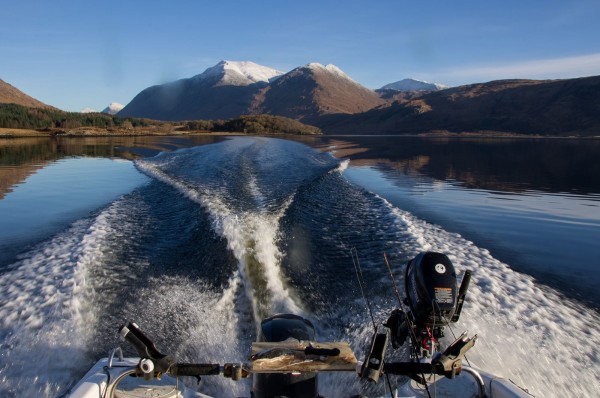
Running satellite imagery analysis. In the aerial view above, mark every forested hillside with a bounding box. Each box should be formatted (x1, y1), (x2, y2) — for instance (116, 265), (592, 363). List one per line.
(0, 104), (321, 135)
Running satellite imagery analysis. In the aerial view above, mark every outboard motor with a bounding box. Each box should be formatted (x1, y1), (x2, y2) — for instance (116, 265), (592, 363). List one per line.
(252, 314), (319, 398)
(387, 252), (471, 353)
(406, 252), (458, 326)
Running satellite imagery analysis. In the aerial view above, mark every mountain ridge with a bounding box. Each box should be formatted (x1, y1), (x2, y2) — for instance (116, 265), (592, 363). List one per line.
(317, 75), (600, 136)
(380, 78), (448, 92)
(5, 62), (600, 137)
(118, 60), (384, 122)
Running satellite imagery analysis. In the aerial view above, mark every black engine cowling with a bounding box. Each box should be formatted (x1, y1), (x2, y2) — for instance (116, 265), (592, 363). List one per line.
(405, 252), (458, 327)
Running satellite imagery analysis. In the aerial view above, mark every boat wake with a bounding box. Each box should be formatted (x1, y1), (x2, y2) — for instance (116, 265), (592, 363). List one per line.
(134, 137), (333, 325)
(0, 197), (147, 397)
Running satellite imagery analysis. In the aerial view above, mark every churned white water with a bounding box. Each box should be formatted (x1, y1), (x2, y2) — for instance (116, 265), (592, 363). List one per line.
(0, 199), (138, 396)
(136, 160), (304, 326)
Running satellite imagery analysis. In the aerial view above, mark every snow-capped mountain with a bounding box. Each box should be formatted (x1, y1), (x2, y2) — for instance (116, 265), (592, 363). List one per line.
(194, 60), (284, 86)
(304, 63), (355, 82)
(258, 62), (384, 120)
(118, 60), (383, 121)
(80, 107), (97, 113)
(381, 78), (448, 92)
(102, 102), (124, 115)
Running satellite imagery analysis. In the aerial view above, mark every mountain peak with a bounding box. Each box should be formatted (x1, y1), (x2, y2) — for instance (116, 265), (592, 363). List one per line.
(303, 63), (354, 80)
(103, 102), (124, 115)
(381, 78), (448, 92)
(196, 60), (284, 86)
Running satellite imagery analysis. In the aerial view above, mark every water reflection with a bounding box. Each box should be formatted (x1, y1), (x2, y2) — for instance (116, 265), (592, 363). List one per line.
(0, 135), (227, 199)
(294, 135), (600, 309)
(298, 136), (600, 196)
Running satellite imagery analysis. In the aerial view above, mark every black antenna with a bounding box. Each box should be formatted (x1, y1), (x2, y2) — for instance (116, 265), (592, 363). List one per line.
(451, 270), (472, 322)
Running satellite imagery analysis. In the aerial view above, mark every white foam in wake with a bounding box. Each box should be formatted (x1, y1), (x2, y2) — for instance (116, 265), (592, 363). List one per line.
(136, 161), (304, 326)
(0, 200), (131, 397)
(336, 159), (350, 173)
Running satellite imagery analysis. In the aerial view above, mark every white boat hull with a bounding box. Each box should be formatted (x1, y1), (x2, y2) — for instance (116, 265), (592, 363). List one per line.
(396, 366), (531, 398)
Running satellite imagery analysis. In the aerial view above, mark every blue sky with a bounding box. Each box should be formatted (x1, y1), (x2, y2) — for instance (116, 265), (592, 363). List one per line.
(2, 0), (599, 111)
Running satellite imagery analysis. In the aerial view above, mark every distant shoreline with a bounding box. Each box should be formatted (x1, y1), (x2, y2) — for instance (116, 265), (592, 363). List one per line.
(0, 127), (246, 138)
(1, 127), (598, 139)
(0, 126), (600, 139)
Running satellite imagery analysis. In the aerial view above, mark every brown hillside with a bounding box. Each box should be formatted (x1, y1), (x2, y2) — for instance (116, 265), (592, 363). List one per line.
(318, 76), (600, 136)
(0, 79), (54, 109)
(256, 64), (384, 123)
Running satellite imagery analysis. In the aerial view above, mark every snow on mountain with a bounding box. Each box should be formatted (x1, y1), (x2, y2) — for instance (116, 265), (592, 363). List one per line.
(119, 60), (382, 121)
(80, 107), (97, 113)
(381, 78), (448, 92)
(102, 102), (124, 115)
(304, 62), (358, 83)
(195, 60), (284, 86)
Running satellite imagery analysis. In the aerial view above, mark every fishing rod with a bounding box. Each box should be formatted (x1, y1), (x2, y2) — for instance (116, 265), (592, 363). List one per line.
(351, 247), (377, 331)
(351, 248), (395, 397)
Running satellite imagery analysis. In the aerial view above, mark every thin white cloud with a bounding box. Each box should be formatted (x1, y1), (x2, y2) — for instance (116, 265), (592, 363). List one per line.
(441, 53), (600, 83)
